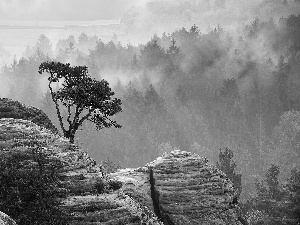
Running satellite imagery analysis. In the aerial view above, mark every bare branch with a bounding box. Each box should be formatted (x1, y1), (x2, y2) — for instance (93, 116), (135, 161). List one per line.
(78, 112), (92, 126)
(67, 105), (72, 127)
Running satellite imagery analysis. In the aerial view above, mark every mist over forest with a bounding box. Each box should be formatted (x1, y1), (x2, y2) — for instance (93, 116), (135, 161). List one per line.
(1, 0), (300, 223)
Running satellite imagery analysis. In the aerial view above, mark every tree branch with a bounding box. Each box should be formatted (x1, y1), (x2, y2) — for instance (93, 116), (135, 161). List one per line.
(69, 105), (83, 134)
(77, 110), (92, 128)
(67, 104), (72, 127)
(48, 81), (66, 136)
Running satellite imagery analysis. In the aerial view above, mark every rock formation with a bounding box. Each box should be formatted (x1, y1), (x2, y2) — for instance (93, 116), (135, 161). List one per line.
(0, 98), (58, 134)
(111, 151), (244, 225)
(0, 211), (17, 225)
(0, 118), (162, 225)
(0, 99), (245, 224)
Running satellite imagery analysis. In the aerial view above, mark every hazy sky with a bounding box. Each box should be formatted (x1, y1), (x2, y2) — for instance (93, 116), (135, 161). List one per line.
(0, 0), (144, 21)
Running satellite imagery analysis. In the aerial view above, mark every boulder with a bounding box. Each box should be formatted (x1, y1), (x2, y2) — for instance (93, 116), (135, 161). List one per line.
(0, 98), (58, 134)
(111, 150), (244, 225)
(0, 211), (17, 225)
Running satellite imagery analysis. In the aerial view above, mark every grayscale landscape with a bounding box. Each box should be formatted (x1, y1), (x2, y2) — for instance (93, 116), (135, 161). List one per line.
(0, 0), (300, 224)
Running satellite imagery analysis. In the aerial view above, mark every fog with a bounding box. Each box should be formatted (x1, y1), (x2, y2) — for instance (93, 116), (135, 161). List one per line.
(1, 0), (300, 222)
(0, 0), (143, 20)
(120, 0), (300, 43)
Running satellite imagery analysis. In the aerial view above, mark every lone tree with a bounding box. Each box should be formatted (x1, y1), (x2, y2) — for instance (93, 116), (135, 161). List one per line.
(38, 61), (122, 143)
(216, 147), (242, 199)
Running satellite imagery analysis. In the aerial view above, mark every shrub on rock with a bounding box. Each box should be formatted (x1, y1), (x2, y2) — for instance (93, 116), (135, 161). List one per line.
(108, 179), (123, 190)
(0, 146), (69, 225)
(94, 178), (107, 194)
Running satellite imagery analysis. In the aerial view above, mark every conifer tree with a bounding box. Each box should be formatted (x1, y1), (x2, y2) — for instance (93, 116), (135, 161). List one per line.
(216, 147), (242, 199)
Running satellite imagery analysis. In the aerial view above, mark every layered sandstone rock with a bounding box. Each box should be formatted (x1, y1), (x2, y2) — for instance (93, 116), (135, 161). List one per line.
(0, 98), (58, 134)
(111, 150), (243, 225)
(0, 212), (17, 225)
(0, 118), (162, 225)
(0, 211), (17, 225)
(0, 100), (245, 224)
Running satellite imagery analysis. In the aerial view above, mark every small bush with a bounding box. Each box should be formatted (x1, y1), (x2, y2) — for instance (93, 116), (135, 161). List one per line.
(108, 179), (122, 191)
(0, 146), (69, 225)
(76, 174), (85, 180)
(101, 157), (121, 175)
(94, 178), (106, 194)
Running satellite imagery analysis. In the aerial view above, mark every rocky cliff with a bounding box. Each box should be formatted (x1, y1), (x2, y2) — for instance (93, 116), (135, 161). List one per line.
(0, 99), (245, 224)
(111, 151), (244, 225)
(0, 118), (162, 225)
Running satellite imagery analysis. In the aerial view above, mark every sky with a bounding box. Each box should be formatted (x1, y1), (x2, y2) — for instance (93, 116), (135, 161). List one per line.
(0, 0), (145, 21)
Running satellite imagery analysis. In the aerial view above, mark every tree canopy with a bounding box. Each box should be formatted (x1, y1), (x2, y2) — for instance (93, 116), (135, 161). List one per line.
(38, 61), (122, 143)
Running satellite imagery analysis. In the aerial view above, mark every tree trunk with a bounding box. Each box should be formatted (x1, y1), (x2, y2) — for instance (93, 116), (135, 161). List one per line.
(65, 130), (75, 144)
(69, 134), (75, 144)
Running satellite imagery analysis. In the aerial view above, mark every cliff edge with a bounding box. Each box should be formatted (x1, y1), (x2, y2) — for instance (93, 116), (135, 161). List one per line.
(0, 99), (245, 224)
(0, 118), (162, 224)
(0, 98), (58, 134)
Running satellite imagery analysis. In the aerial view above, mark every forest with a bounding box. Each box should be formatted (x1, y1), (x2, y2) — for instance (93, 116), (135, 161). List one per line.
(0, 0), (300, 224)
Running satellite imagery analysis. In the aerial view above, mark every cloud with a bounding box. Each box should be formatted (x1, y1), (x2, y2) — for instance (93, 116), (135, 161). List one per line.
(0, 0), (47, 18)
(0, 0), (44, 20)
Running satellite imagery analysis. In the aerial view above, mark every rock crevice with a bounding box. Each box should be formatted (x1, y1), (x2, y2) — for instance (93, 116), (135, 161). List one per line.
(149, 167), (175, 225)
(149, 167), (163, 221)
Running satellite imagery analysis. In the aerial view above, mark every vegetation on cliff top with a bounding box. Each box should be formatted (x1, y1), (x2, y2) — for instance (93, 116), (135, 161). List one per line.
(0, 145), (69, 225)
